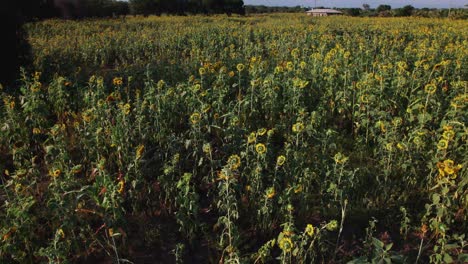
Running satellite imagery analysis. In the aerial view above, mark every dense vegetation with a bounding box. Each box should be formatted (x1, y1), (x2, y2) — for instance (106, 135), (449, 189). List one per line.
(1, 14), (467, 263)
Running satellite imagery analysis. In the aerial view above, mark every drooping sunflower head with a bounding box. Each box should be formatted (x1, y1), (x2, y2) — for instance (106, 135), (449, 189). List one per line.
(292, 122), (305, 133)
(276, 155), (286, 167)
(333, 152), (349, 165)
(305, 224), (314, 237)
(202, 143), (211, 154)
(136, 145), (145, 160)
(247, 132), (256, 144)
(257, 128), (267, 136)
(265, 187), (276, 199)
(117, 180), (125, 194)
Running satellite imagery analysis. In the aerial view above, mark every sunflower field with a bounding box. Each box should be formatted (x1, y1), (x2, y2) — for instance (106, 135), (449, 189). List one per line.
(1, 14), (467, 263)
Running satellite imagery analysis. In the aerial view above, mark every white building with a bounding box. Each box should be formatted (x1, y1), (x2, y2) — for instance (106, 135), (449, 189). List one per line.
(306, 9), (343, 16)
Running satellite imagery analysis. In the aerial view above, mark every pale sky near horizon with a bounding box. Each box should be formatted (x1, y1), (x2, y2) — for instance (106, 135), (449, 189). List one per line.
(243, 0), (466, 8)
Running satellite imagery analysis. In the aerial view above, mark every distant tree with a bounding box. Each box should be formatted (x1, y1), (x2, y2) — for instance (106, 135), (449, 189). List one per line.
(362, 3), (370, 11)
(129, 0), (159, 16)
(224, 0), (244, 15)
(376, 4), (391, 13)
(346, 8), (361, 17)
(394, 5), (414, 17)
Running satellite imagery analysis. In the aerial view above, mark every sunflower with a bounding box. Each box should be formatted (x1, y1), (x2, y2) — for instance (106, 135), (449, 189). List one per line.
(192, 84), (201, 92)
(276, 155), (286, 167)
(443, 125), (453, 131)
(265, 187), (276, 199)
(305, 224), (314, 237)
(333, 152), (349, 165)
(190, 112), (201, 125)
(113, 77), (123, 86)
(300, 61), (307, 69)
(385, 143), (393, 152)
(50, 169), (61, 178)
(327, 220), (338, 231)
(291, 48), (299, 58)
(257, 128), (267, 136)
(31, 82), (41, 92)
(117, 180), (125, 194)
(293, 184), (303, 194)
(442, 130), (455, 140)
(227, 155), (241, 170)
(397, 143), (406, 151)
(247, 132), (256, 144)
(437, 159), (462, 179)
(413, 136), (423, 146)
(202, 143), (211, 154)
(57, 228), (65, 239)
(359, 94), (369, 103)
(292, 122), (305, 133)
(255, 143), (267, 155)
(424, 83), (437, 94)
(122, 103), (131, 115)
(278, 237), (293, 252)
(199, 67), (206, 75)
(236, 63), (245, 72)
(136, 144), (145, 160)
(202, 104), (211, 113)
(437, 139), (448, 150)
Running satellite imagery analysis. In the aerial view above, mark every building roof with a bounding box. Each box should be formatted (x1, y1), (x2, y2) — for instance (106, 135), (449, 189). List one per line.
(306, 9), (343, 14)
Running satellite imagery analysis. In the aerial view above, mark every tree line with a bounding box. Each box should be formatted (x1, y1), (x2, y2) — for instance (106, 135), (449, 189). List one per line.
(342, 4), (467, 19)
(22, 0), (245, 19)
(243, 4), (466, 19)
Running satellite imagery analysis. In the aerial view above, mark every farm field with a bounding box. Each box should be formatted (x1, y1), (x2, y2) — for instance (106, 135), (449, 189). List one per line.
(1, 14), (467, 263)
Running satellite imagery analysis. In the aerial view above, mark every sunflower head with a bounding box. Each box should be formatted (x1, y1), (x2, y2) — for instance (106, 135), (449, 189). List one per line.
(247, 132), (256, 144)
(278, 236), (293, 252)
(190, 112), (201, 125)
(265, 187), (276, 199)
(424, 83), (437, 94)
(292, 122), (305, 133)
(276, 155), (286, 167)
(437, 139), (448, 150)
(117, 180), (125, 194)
(255, 143), (267, 155)
(305, 224), (314, 237)
(227, 155), (241, 170)
(257, 128), (267, 136)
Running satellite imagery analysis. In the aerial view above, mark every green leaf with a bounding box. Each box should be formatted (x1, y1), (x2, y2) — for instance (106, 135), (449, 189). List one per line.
(443, 253), (453, 263)
(372, 238), (384, 249)
(385, 243), (393, 251)
(458, 254), (468, 262)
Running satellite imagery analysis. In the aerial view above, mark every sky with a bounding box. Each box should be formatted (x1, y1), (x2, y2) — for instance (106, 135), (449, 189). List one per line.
(243, 0), (467, 8)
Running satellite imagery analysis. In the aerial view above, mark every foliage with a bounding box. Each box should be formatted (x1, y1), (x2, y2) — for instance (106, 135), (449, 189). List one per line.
(1, 14), (467, 263)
